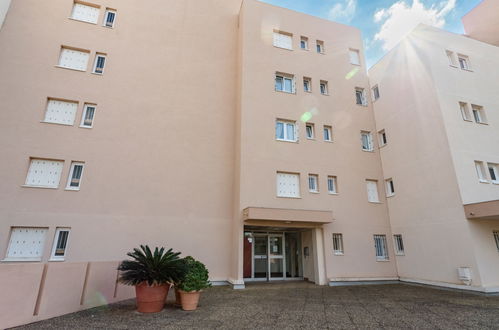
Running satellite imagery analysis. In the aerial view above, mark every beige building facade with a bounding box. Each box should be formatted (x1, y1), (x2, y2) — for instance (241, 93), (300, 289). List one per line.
(0, 0), (497, 328)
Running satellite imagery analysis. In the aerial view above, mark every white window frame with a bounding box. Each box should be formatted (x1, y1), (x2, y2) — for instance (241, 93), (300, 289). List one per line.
(332, 233), (344, 255)
(275, 119), (297, 142)
(50, 228), (71, 261)
(66, 162), (85, 190)
(361, 131), (373, 151)
(316, 40), (324, 54)
(327, 176), (337, 194)
(459, 102), (472, 121)
(458, 54), (471, 70)
(323, 126), (332, 142)
(4, 227), (48, 262)
(393, 234), (405, 256)
(378, 130), (387, 147)
(349, 49), (360, 65)
(303, 77), (311, 92)
(103, 8), (117, 28)
(487, 163), (499, 184)
(355, 88), (367, 106)
(372, 85), (380, 101)
(320, 81), (328, 95)
(300, 36), (308, 50)
(494, 231), (499, 252)
(385, 178), (395, 197)
(475, 161), (488, 183)
(374, 234), (389, 261)
(446, 50), (457, 67)
(92, 53), (106, 74)
(272, 31), (293, 50)
(308, 174), (319, 193)
(80, 103), (97, 128)
(471, 105), (486, 124)
(275, 73), (295, 94)
(305, 123), (315, 139)
(366, 180), (380, 203)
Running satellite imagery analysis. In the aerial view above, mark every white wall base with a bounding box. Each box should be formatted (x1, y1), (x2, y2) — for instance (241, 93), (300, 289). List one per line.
(400, 277), (499, 294)
(329, 277), (399, 286)
(228, 278), (245, 290)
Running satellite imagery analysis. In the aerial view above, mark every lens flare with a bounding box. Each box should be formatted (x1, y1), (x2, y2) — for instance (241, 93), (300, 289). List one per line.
(345, 67), (360, 80)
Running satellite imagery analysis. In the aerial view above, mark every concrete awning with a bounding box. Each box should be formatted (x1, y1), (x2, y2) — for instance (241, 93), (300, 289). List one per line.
(464, 200), (499, 220)
(242, 207), (333, 226)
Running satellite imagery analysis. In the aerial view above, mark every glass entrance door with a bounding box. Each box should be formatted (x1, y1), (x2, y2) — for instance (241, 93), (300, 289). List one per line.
(253, 235), (268, 279)
(268, 235), (284, 280)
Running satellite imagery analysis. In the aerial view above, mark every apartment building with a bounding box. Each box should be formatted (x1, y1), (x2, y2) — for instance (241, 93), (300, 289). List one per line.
(0, 0), (498, 328)
(462, 0), (499, 47)
(369, 23), (499, 291)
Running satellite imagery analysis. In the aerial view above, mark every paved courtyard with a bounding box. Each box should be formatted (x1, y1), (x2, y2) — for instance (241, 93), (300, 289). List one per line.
(15, 282), (499, 329)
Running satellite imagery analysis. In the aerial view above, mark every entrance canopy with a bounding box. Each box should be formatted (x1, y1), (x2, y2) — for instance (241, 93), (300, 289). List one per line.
(464, 200), (499, 220)
(243, 207), (333, 226)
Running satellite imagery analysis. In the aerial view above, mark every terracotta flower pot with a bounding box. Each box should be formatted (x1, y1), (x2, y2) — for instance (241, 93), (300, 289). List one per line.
(174, 287), (182, 307)
(179, 290), (201, 311)
(135, 282), (170, 313)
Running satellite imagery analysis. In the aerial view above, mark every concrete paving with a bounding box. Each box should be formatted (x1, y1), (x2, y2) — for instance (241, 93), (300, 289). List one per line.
(14, 282), (499, 329)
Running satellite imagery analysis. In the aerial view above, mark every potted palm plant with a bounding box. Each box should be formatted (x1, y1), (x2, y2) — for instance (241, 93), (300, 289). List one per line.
(118, 245), (186, 313)
(176, 256), (211, 311)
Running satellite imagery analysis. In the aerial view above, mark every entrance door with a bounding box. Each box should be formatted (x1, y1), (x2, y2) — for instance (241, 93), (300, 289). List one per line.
(253, 235), (268, 279)
(268, 235), (285, 280)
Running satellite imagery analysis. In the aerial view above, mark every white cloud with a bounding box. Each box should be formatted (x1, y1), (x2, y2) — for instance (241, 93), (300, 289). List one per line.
(328, 0), (357, 23)
(373, 0), (456, 51)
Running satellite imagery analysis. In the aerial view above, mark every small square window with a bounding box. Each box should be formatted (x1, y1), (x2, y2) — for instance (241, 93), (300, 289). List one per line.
(385, 178), (395, 197)
(103, 8), (117, 28)
(92, 53), (106, 74)
(475, 161), (488, 183)
(361, 131), (373, 151)
(374, 234), (389, 260)
(494, 231), (499, 252)
(332, 233), (344, 255)
(327, 176), (337, 194)
(320, 81), (328, 95)
(393, 234), (404, 255)
(66, 162), (85, 190)
(372, 85), (380, 101)
(300, 36), (308, 50)
(275, 73), (295, 93)
(305, 123), (315, 139)
(355, 88), (367, 106)
(80, 103), (96, 128)
(303, 77), (312, 92)
(50, 228), (70, 261)
(458, 54), (471, 70)
(471, 105), (487, 124)
(446, 50), (457, 67)
(349, 49), (360, 65)
(277, 172), (300, 198)
(378, 129), (387, 147)
(275, 119), (297, 142)
(316, 40), (324, 53)
(308, 174), (319, 193)
(323, 126), (332, 142)
(366, 180), (380, 203)
(459, 102), (472, 121)
(487, 163), (499, 184)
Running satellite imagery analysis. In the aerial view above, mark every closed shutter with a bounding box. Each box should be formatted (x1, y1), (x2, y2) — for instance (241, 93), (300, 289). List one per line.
(44, 99), (78, 125)
(25, 159), (64, 188)
(277, 173), (300, 197)
(6, 227), (48, 260)
(366, 180), (379, 202)
(59, 48), (90, 71)
(349, 50), (360, 65)
(71, 3), (100, 24)
(273, 32), (292, 50)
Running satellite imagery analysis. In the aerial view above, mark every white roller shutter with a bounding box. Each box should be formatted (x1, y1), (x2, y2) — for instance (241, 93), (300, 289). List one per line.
(366, 180), (379, 202)
(71, 3), (99, 24)
(277, 173), (300, 197)
(44, 99), (78, 125)
(273, 32), (292, 50)
(59, 48), (90, 71)
(25, 159), (64, 188)
(6, 227), (48, 261)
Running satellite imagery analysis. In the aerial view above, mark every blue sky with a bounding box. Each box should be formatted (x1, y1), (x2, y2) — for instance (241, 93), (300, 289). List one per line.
(260, 0), (482, 67)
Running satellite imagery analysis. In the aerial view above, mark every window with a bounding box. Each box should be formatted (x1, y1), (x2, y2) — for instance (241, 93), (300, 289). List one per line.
(25, 159), (64, 188)
(92, 53), (106, 74)
(276, 172), (300, 198)
(385, 178), (395, 197)
(393, 234), (404, 255)
(103, 8), (116, 28)
(355, 88), (367, 106)
(488, 163), (499, 184)
(303, 77), (311, 92)
(361, 131), (373, 151)
(300, 36), (308, 50)
(459, 102), (471, 121)
(494, 231), (499, 252)
(332, 233), (344, 255)
(275, 73), (295, 93)
(308, 174), (319, 193)
(305, 123), (315, 139)
(327, 176), (337, 194)
(58, 46), (90, 71)
(374, 234), (389, 261)
(275, 120), (297, 142)
(475, 161), (488, 183)
(70, 1), (100, 24)
(349, 49), (360, 65)
(316, 40), (324, 53)
(50, 228), (70, 261)
(446, 50), (456, 66)
(372, 85), (380, 101)
(366, 180), (380, 203)
(273, 31), (293, 50)
(471, 105), (487, 124)
(66, 162), (85, 190)
(80, 103), (96, 128)
(320, 81), (328, 95)
(378, 130), (387, 147)
(43, 98), (78, 125)
(323, 126), (332, 142)
(458, 54), (471, 70)
(5, 227), (48, 261)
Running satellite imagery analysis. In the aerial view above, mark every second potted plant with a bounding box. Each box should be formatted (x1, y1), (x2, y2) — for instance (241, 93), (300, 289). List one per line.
(176, 256), (211, 311)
